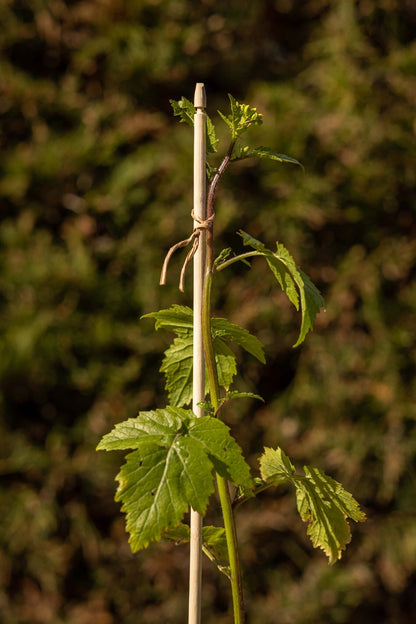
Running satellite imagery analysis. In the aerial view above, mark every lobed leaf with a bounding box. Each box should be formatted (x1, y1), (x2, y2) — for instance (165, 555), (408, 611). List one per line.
(159, 333), (236, 407)
(225, 390), (264, 403)
(98, 407), (253, 551)
(202, 526), (230, 576)
(170, 97), (218, 153)
(213, 247), (233, 269)
(142, 305), (193, 335)
(260, 446), (295, 481)
(233, 145), (303, 169)
(212, 336), (238, 392)
(160, 335), (194, 407)
(97, 408), (183, 451)
(163, 523), (230, 576)
(212, 317), (266, 364)
(144, 306), (265, 406)
(218, 94), (263, 140)
(238, 231), (325, 346)
(170, 97), (195, 127)
(259, 447), (366, 563)
(206, 116), (219, 153)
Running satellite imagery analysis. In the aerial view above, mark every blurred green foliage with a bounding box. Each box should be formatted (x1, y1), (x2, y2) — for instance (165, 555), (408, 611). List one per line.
(1, 0), (415, 622)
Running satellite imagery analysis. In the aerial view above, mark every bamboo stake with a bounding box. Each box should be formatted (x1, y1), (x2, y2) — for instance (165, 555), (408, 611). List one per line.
(188, 83), (207, 624)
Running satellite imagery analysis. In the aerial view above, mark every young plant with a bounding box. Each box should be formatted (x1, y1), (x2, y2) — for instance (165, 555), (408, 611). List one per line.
(98, 88), (365, 623)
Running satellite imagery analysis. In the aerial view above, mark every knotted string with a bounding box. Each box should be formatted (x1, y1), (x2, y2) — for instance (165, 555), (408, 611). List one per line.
(160, 210), (214, 292)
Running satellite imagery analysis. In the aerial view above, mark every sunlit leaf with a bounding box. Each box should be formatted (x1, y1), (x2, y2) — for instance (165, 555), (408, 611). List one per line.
(218, 94), (263, 140)
(259, 447), (366, 563)
(233, 145), (303, 169)
(238, 231), (324, 346)
(144, 306), (265, 406)
(212, 317), (266, 364)
(170, 97), (218, 153)
(142, 304), (193, 334)
(163, 523), (230, 576)
(160, 335), (194, 407)
(225, 390), (264, 403)
(98, 406), (253, 551)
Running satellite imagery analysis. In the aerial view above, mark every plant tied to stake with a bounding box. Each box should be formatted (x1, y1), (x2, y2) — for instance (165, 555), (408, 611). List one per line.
(98, 87), (366, 623)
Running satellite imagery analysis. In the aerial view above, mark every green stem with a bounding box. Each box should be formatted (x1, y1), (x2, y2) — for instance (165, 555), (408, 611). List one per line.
(202, 269), (245, 624)
(215, 251), (260, 273)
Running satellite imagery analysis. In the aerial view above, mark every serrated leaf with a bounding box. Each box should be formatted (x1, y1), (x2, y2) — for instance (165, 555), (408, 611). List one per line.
(233, 146), (303, 169)
(189, 416), (253, 489)
(225, 391), (264, 403)
(212, 336), (238, 391)
(162, 522), (190, 544)
(97, 408), (183, 451)
(206, 162), (217, 181)
(162, 523), (228, 560)
(212, 317), (266, 364)
(206, 115), (219, 153)
(160, 334), (236, 407)
(115, 439), (213, 551)
(238, 231), (324, 346)
(145, 306), (265, 406)
(162, 523), (230, 576)
(170, 97), (218, 153)
(142, 305), (193, 335)
(202, 526), (230, 576)
(160, 335), (194, 406)
(218, 94), (263, 140)
(259, 447), (366, 564)
(214, 247), (233, 269)
(98, 406), (253, 551)
(260, 446), (295, 483)
(294, 466), (366, 563)
(170, 97), (195, 127)
(197, 400), (215, 415)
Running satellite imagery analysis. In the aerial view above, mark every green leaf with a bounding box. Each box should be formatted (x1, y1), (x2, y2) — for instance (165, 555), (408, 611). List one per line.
(259, 447), (366, 563)
(225, 390), (264, 403)
(218, 94), (263, 140)
(96, 408), (183, 451)
(214, 391), (264, 418)
(159, 334), (236, 407)
(238, 231), (325, 346)
(163, 523), (230, 577)
(170, 97), (195, 127)
(212, 317), (266, 364)
(170, 97), (218, 153)
(202, 526), (230, 576)
(233, 145), (303, 169)
(160, 335), (194, 407)
(114, 439), (213, 551)
(214, 247), (233, 269)
(144, 306), (265, 406)
(206, 115), (219, 153)
(294, 466), (366, 563)
(189, 416), (252, 489)
(260, 446), (295, 486)
(162, 522), (190, 544)
(98, 407), (253, 551)
(212, 336), (238, 392)
(197, 400), (215, 415)
(142, 304), (193, 335)
(206, 162), (217, 181)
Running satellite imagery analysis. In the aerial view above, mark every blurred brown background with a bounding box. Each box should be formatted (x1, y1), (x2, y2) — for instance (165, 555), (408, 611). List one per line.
(1, 1), (415, 622)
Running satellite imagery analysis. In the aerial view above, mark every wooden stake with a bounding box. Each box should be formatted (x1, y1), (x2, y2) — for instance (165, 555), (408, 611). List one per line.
(188, 83), (207, 624)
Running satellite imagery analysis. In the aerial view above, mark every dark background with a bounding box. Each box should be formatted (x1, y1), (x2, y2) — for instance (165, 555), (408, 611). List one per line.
(1, 1), (415, 622)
